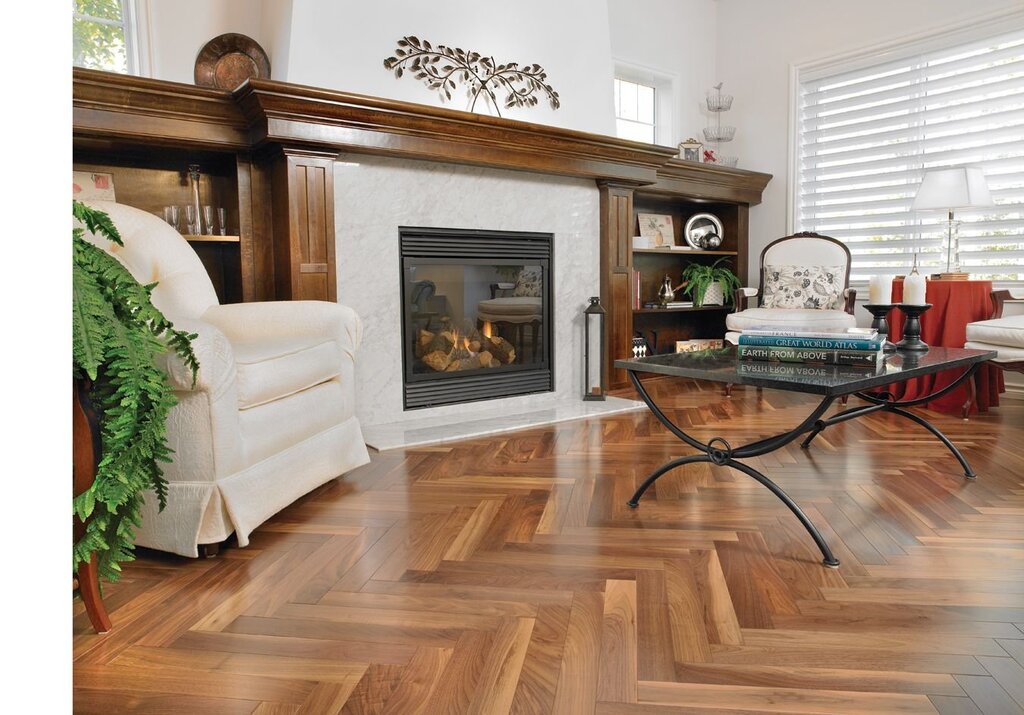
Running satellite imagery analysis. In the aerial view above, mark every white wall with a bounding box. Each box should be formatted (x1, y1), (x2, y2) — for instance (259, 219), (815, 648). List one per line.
(280, 0), (615, 135)
(607, 0), (718, 147)
(147, 0), (267, 84)
(715, 0), (1024, 285)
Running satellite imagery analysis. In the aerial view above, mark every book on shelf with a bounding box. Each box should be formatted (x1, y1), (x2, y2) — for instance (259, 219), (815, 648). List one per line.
(737, 334), (883, 351)
(737, 344), (883, 367)
(738, 360), (885, 378)
(633, 269), (642, 310)
(741, 327), (877, 340)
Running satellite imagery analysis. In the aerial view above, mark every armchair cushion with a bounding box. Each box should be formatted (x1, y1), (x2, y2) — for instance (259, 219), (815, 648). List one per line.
(232, 336), (343, 409)
(762, 264), (845, 310)
(203, 301), (363, 358)
(726, 307), (857, 332)
(965, 315), (1024, 349)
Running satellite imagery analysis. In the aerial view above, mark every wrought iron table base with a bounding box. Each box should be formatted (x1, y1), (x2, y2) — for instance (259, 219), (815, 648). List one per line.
(625, 364), (981, 569)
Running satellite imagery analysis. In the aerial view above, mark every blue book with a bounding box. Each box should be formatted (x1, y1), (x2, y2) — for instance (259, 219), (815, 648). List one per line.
(738, 334), (883, 351)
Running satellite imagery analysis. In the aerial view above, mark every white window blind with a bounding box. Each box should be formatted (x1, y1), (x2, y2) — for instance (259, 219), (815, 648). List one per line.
(796, 27), (1024, 281)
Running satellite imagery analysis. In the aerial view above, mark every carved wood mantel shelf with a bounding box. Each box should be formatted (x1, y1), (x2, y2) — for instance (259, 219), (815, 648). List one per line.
(73, 68), (770, 377)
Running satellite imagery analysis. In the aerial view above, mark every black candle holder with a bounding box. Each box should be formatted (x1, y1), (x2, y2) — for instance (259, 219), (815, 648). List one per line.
(862, 303), (898, 352)
(895, 303), (932, 352)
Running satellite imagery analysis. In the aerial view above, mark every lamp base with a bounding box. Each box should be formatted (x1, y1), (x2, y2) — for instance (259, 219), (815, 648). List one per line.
(930, 272), (970, 281)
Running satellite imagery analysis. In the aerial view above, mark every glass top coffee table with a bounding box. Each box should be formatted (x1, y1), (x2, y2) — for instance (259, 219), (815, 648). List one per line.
(614, 347), (996, 568)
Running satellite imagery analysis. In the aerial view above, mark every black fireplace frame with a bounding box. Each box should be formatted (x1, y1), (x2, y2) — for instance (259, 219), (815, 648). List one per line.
(400, 226), (554, 410)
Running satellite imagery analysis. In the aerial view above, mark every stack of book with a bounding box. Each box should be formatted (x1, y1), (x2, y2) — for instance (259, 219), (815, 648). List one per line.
(736, 328), (884, 367)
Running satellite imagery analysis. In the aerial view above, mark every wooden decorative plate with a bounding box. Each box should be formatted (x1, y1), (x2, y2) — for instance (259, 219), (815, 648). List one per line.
(194, 33), (271, 90)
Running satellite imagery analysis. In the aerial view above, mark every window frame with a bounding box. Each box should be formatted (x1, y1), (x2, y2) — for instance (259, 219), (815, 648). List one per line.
(788, 7), (1024, 287)
(613, 62), (675, 146)
(73, 0), (151, 76)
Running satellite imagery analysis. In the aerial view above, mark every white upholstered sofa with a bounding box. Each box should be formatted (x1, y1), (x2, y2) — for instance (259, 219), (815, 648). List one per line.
(79, 201), (370, 557)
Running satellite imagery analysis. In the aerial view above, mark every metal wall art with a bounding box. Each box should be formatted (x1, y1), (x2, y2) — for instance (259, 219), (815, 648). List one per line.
(383, 36), (561, 117)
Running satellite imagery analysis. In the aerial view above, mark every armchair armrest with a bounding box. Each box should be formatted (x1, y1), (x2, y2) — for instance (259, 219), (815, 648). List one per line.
(156, 318), (235, 396)
(202, 301), (363, 357)
(490, 282), (515, 299)
(734, 287), (758, 312)
(992, 290), (1024, 318)
(843, 288), (857, 315)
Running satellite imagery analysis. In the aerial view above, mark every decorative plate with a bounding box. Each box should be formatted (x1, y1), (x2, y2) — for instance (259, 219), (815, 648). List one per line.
(194, 33), (271, 90)
(684, 213), (724, 249)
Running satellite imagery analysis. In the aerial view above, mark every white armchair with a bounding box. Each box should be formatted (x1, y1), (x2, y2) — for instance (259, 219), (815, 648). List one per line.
(726, 231), (857, 342)
(80, 201), (370, 557)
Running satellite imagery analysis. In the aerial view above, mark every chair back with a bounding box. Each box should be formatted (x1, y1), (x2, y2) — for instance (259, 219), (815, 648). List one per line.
(758, 231), (851, 303)
(77, 201), (220, 320)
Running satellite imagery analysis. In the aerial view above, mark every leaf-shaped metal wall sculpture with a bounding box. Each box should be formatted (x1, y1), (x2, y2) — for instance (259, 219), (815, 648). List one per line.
(383, 36), (560, 117)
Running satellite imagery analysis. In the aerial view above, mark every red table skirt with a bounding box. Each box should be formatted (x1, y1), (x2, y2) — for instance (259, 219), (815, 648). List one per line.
(886, 279), (1004, 415)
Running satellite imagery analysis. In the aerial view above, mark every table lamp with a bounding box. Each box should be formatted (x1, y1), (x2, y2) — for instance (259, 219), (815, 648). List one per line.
(911, 166), (992, 280)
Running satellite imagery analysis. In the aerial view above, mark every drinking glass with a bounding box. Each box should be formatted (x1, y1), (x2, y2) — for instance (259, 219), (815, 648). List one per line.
(217, 207), (227, 236)
(184, 205), (197, 235)
(163, 206), (182, 231)
(202, 205), (215, 235)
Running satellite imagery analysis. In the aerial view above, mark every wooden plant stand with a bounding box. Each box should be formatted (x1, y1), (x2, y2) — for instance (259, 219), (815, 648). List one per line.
(73, 382), (111, 634)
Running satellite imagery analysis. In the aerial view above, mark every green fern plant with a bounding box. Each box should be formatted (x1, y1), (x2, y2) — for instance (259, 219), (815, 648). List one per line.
(680, 258), (742, 306)
(72, 201), (199, 583)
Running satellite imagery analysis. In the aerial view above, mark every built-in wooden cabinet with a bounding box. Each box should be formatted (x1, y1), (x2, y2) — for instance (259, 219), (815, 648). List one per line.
(601, 160), (771, 389)
(74, 146), (248, 303)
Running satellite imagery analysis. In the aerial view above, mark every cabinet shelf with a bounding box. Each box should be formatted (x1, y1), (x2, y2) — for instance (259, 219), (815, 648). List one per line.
(633, 305), (732, 314)
(184, 234), (241, 243)
(633, 248), (737, 256)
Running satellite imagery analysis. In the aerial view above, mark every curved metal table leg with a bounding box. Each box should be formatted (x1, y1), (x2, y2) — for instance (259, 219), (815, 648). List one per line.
(627, 454), (711, 507)
(804, 365), (981, 478)
(627, 372), (840, 568)
(889, 407), (976, 478)
(726, 459), (840, 568)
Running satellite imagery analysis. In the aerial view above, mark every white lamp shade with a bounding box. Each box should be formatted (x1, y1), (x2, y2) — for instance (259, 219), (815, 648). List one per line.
(911, 166), (993, 211)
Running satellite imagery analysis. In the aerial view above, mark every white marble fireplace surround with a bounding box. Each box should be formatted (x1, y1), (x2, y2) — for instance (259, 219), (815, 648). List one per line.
(335, 154), (641, 449)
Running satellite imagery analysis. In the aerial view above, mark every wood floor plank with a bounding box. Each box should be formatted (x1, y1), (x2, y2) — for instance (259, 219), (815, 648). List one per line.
(551, 590), (604, 715)
(598, 579), (639, 703)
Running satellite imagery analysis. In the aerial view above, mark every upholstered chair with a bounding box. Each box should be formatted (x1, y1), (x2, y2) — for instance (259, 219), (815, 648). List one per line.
(726, 231), (857, 341)
(78, 201), (370, 557)
(963, 290), (1024, 417)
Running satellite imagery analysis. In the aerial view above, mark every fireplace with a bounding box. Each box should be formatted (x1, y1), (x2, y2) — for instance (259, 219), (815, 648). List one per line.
(400, 227), (554, 409)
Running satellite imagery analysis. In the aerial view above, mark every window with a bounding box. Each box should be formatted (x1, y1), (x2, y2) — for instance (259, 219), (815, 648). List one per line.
(614, 77), (657, 143)
(794, 23), (1024, 282)
(73, 0), (145, 75)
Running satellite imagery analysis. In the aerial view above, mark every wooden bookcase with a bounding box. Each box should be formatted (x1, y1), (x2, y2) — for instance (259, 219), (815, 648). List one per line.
(600, 160), (772, 389)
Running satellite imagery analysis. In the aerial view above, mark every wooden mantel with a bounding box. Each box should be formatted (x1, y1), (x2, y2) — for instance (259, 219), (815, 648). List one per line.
(73, 67), (771, 305)
(73, 68), (773, 196)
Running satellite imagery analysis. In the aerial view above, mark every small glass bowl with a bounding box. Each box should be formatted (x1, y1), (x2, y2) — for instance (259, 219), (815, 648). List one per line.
(717, 155), (739, 168)
(706, 93), (733, 112)
(703, 126), (736, 143)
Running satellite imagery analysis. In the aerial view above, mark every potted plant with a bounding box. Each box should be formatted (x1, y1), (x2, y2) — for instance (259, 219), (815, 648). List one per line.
(73, 201), (199, 587)
(680, 258), (742, 307)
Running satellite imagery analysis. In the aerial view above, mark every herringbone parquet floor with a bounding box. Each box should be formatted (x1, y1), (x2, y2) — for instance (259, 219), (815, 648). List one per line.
(73, 379), (1024, 714)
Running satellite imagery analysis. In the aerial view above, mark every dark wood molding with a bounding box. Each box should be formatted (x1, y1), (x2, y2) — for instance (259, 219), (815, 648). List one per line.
(641, 159), (773, 206)
(73, 68), (248, 149)
(232, 78), (680, 183)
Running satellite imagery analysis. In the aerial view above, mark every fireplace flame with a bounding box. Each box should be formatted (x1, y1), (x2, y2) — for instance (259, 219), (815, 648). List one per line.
(481, 321), (493, 338)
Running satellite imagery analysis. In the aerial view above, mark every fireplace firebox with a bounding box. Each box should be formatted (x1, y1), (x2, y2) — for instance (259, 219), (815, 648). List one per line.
(401, 227), (554, 409)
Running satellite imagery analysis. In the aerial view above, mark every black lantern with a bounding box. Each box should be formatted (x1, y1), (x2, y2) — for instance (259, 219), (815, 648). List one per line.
(583, 296), (606, 401)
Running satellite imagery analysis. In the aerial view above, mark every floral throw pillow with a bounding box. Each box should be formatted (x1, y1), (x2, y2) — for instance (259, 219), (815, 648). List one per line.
(513, 267), (543, 297)
(762, 265), (844, 310)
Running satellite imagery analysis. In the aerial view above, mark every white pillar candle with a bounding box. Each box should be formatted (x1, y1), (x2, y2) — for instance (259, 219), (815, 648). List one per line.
(868, 275), (894, 304)
(903, 272), (927, 305)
